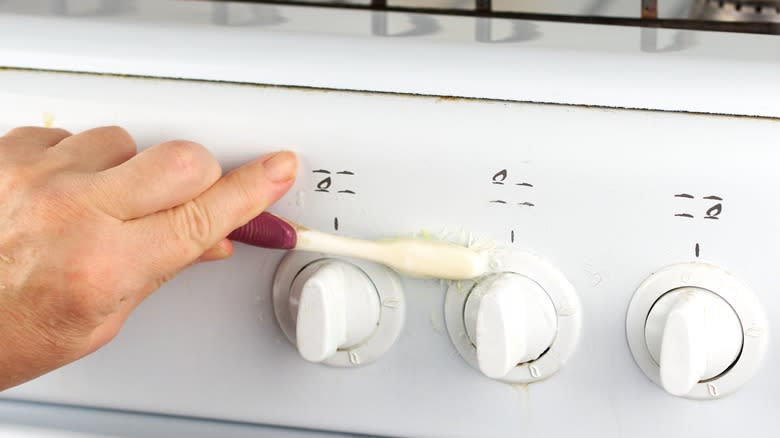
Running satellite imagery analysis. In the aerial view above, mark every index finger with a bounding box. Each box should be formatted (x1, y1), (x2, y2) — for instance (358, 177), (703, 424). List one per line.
(127, 151), (297, 282)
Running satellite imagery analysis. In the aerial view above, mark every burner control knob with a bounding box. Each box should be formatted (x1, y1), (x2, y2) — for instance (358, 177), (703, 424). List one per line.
(644, 287), (742, 396)
(464, 273), (557, 379)
(289, 260), (380, 363)
(445, 250), (581, 383)
(627, 263), (769, 399)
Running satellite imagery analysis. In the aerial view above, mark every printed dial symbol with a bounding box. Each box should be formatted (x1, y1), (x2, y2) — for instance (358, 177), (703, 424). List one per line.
(488, 169), (535, 208)
(312, 168), (358, 231)
(705, 203), (722, 220)
(313, 170), (356, 195)
(674, 193), (724, 220)
(316, 177), (332, 192)
(492, 169), (508, 185)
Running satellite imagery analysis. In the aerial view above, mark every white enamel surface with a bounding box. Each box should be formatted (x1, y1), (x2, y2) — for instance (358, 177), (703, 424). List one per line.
(0, 426), (108, 438)
(464, 274), (558, 379)
(290, 260), (380, 363)
(0, 1), (778, 117)
(0, 399), (345, 438)
(644, 288), (743, 396)
(0, 70), (778, 437)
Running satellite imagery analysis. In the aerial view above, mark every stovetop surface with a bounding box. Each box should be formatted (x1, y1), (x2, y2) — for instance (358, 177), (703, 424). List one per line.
(1, 0), (777, 117)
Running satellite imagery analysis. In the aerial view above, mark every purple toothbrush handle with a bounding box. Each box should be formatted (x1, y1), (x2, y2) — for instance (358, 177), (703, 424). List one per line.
(228, 212), (298, 250)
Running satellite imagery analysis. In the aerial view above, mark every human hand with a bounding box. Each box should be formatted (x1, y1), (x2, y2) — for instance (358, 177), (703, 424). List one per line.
(0, 126), (297, 390)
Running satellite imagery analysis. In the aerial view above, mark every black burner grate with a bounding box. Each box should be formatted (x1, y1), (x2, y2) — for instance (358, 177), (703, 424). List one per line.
(207, 0), (779, 34)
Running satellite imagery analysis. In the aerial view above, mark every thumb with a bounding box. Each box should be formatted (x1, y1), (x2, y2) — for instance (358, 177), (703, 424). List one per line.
(130, 151), (297, 283)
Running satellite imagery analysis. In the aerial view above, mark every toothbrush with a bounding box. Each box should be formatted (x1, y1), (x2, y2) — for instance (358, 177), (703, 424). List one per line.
(228, 213), (490, 280)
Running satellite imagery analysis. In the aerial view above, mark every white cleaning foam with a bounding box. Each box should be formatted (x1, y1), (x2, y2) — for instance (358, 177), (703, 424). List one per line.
(295, 229), (491, 280)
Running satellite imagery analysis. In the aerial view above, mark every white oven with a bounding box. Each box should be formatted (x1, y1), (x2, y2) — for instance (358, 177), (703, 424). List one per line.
(0, 1), (778, 437)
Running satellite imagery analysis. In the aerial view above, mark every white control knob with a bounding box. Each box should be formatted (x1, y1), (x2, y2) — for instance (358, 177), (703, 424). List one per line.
(627, 263), (768, 399)
(644, 287), (742, 396)
(289, 261), (380, 363)
(464, 274), (557, 379)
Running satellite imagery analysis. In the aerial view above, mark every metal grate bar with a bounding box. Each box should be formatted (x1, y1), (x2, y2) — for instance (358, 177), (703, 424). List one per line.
(476, 0), (492, 13)
(206, 0), (779, 35)
(642, 0), (659, 19)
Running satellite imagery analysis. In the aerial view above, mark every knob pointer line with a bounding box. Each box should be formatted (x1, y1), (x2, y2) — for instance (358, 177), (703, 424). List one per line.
(229, 212), (490, 281)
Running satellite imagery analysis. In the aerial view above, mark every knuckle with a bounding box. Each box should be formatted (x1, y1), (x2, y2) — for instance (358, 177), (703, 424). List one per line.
(3, 126), (39, 138)
(51, 127), (72, 137)
(4, 126), (71, 141)
(97, 125), (137, 156)
(45, 127), (73, 139)
(171, 199), (215, 249)
(163, 140), (208, 176)
(97, 125), (130, 140)
(202, 152), (222, 183)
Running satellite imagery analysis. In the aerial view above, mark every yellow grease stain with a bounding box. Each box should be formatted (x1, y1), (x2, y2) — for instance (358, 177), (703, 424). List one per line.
(42, 113), (55, 128)
(512, 383), (531, 436)
(418, 229), (433, 239)
(429, 309), (445, 334)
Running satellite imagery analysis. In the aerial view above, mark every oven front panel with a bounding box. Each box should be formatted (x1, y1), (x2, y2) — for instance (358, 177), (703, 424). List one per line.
(0, 69), (777, 438)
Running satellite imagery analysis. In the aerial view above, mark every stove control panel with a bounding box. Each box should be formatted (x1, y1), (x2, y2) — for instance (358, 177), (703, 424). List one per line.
(1, 69), (778, 438)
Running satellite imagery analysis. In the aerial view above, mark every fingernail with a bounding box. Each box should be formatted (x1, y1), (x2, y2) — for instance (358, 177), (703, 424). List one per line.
(197, 240), (232, 263)
(262, 151), (297, 183)
(212, 240), (232, 259)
